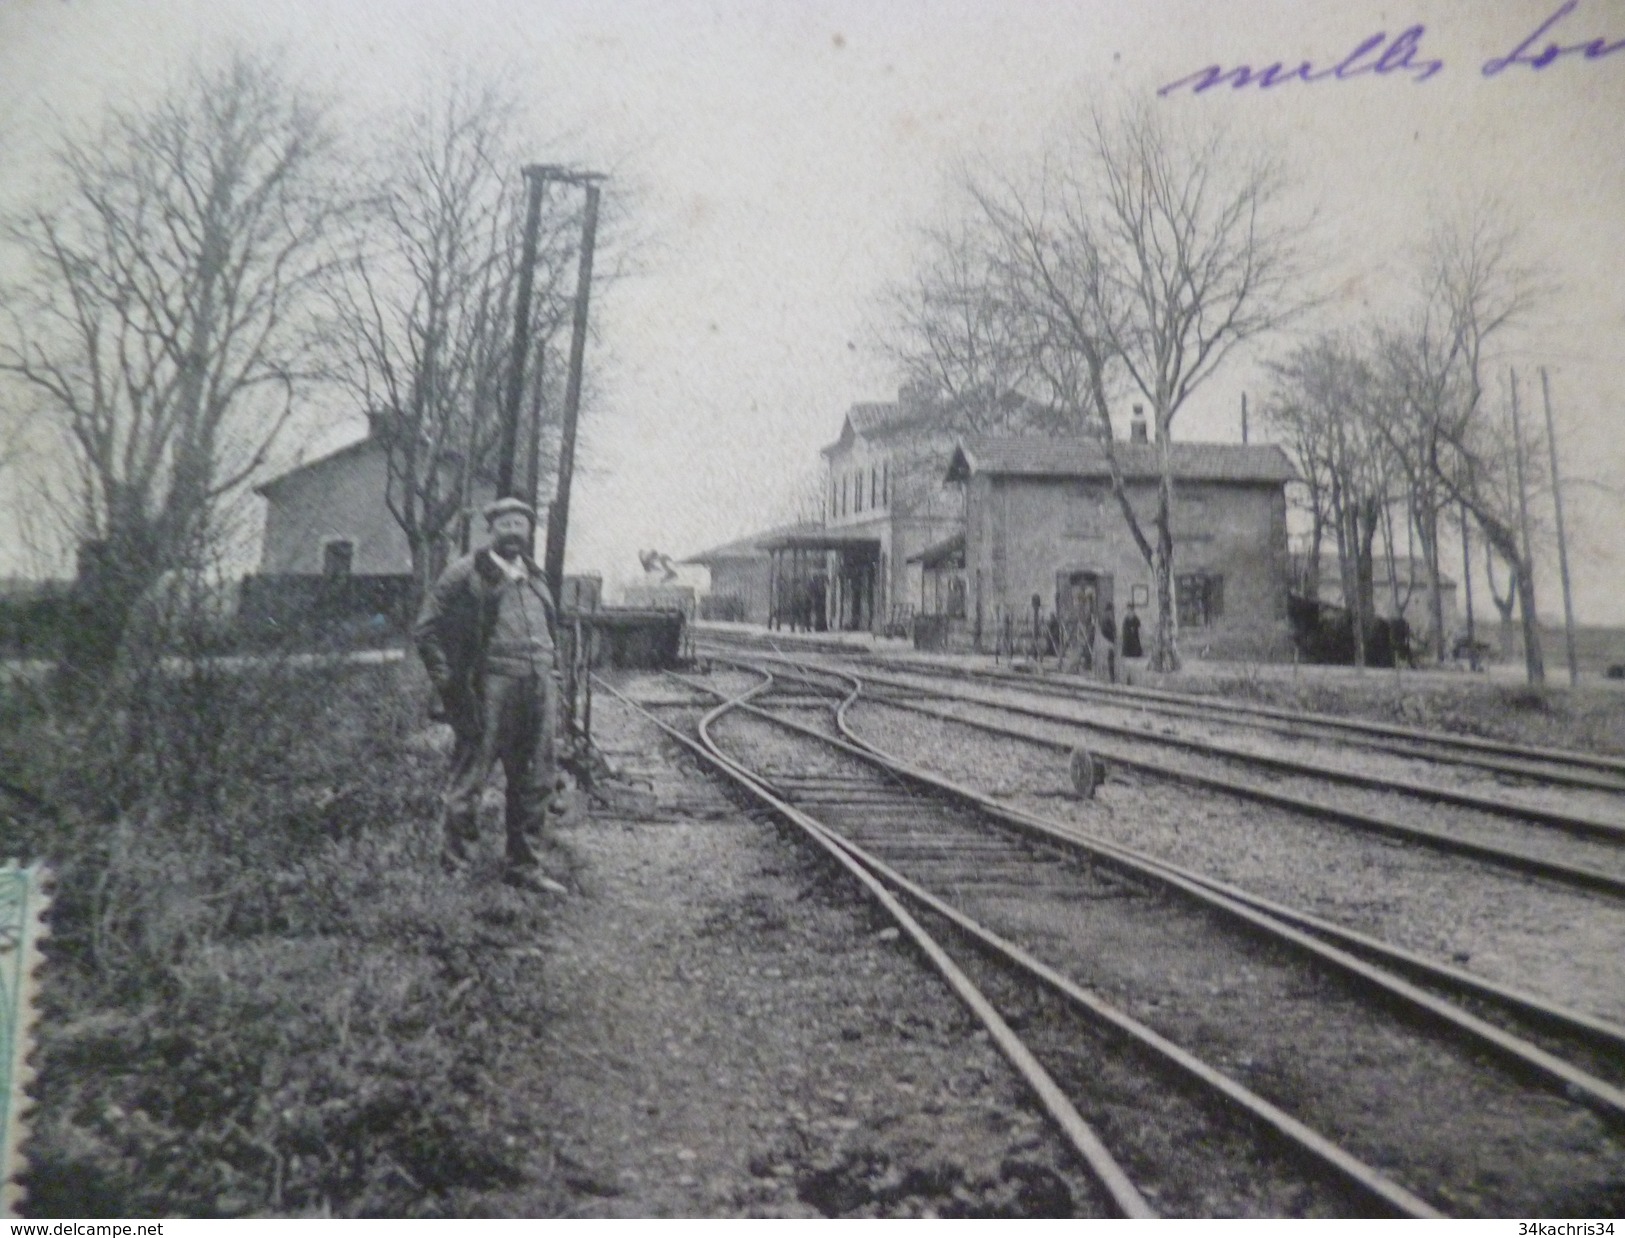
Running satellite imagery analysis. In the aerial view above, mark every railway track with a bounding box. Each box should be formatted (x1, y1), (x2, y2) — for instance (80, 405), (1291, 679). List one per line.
(595, 663), (1625, 1217)
(724, 647), (1625, 1032)
(699, 640), (1625, 901)
(695, 627), (1625, 794)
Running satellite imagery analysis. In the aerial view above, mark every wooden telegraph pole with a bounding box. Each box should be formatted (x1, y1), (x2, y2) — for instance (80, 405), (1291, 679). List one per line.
(543, 175), (604, 605)
(1540, 367), (1580, 685)
(490, 163), (605, 602)
(1459, 503), (1475, 655)
(1509, 368), (1544, 684)
(496, 166), (552, 499)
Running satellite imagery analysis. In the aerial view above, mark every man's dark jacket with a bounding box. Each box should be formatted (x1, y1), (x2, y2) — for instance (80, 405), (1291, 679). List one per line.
(415, 548), (558, 726)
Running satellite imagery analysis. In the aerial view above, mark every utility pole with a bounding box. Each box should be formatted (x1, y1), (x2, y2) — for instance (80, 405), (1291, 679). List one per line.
(496, 165), (552, 498)
(1459, 502), (1475, 651)
(1509, 368), (1544, 683)
(1240, 391), (1249, 444)
(524, 346), (548, 520)
(1541, 367), (1580, 686)
(543, 174), (605, 605)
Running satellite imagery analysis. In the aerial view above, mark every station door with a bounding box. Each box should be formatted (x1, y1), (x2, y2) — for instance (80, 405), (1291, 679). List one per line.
(1056, 570), (1114, 630)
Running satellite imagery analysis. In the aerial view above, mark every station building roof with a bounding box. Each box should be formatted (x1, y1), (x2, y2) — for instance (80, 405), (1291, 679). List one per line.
(945, 437), (1300, 485)
(820, 402), (942, 458)
(820, 388), (1053, 459)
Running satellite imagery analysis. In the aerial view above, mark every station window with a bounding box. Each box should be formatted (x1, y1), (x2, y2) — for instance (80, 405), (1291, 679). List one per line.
(882, 461), (889, 505)
(1176, 572), (1224, 628)
(870, 467), (878, 509)
(322, 538), (354, 577)
(840, 474), (848, 517)
(854, 469), (863, 513)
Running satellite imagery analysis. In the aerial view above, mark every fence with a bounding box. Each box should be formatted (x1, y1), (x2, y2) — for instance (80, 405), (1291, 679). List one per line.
(0, 590), (85, 660)
(237, 574), (416, 649)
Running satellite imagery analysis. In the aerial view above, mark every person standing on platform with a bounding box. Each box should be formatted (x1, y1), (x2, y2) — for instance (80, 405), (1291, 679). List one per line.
(415, 497), (567, 895)
(1121, 602), (1144, 660)
(1100, 601), (1119, 683)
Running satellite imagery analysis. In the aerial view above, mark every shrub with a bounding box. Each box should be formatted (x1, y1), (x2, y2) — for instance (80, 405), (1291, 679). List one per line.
(6, 624), (556, 1216)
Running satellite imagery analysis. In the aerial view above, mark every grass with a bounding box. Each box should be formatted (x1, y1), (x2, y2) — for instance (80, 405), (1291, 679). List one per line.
(1, 655), (567, 1217)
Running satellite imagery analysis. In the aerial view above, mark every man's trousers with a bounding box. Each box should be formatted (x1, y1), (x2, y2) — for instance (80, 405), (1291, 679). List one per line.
(442, 667), (559, 866)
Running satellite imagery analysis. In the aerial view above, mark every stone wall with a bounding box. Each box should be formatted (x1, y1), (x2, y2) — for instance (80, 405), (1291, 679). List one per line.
(964, 474), (1293, 658)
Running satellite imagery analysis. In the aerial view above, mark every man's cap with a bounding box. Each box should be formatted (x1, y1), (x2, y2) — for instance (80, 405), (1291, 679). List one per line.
(483, 496), (537, 524)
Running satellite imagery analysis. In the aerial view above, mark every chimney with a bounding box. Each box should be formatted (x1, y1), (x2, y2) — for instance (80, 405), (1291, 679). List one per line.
(366, 408), (396, 442)
(1129, 404), (1149, 443)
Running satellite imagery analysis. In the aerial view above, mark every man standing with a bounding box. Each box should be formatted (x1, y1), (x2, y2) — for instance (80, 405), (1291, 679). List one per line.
(415, 497), (567, 894)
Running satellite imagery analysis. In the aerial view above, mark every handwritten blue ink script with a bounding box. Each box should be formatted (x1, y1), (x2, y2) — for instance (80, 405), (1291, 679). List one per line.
(1158, 1), (1623, 97)
(1482, 1), (1625, 75)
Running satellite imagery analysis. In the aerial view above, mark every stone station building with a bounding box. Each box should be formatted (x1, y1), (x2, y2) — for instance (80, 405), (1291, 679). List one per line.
(945, 436), (1299, 659)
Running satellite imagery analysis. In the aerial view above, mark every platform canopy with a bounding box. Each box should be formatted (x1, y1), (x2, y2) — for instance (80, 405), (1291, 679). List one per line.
(758, 529), (881, 555)
(905, 531), (965, 570)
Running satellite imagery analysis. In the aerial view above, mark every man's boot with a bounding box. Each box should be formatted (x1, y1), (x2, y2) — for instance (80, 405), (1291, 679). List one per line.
(502, 831), (567, 896)
(441, 812), (478, 873)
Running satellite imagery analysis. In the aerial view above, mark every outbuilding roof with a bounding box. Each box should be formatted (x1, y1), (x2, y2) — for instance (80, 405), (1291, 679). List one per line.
(946, 437), (1299, 485)
(253, 435), (379, 497)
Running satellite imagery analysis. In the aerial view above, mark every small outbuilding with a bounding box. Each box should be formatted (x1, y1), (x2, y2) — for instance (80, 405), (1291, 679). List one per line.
(682, 521), (822, 624)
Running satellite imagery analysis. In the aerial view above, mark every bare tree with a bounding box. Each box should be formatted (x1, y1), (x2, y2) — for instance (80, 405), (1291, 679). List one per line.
(943, 105), (1308, 669)
(1368, 210), (1533, 666)
(1263, 333), (1399, 665)
(1386, 209), (1546, 682)
(1370, 327), (1447, 658)
(326, 78), (577, 604)
(0, 52), (347, 677)
(874, 217), (1065, 437)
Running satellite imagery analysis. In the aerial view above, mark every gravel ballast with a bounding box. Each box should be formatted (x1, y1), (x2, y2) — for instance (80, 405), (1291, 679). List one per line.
(843, 698), (1625, 1026)
(704, 703), (1625, 1218)
(498, 680), (1107, 1218)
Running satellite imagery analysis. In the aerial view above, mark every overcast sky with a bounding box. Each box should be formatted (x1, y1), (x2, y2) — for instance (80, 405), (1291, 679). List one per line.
(2, 0), (1622, 620)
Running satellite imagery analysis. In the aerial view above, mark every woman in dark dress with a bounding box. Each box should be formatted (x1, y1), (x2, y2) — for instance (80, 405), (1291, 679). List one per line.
(1121, 603), (1143, 659)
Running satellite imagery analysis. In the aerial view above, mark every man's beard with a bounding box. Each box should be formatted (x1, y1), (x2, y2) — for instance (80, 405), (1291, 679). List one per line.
(494, 533), (529, 559)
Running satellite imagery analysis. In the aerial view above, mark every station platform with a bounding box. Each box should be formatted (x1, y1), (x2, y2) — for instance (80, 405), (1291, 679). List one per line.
(691, 620), (1624, 692)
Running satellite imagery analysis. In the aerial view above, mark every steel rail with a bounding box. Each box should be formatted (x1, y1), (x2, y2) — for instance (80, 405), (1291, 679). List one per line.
(765, 669), (1625, 1062)
(637, 673), (1439, 1217)
(825, 649), (1625, 796)
(993, 674), (1625, 795)
(859, 683), (1625, 899)
(782, 784), (1443, 1219)
(695, 630), (1625, 781)
(725, 659), (1625, 1055)
(731, 650), (1625, 844)
(695, 657), (1625, 1126)
(722, 651), (1625, 899)
(595, 672), (1155, 1217)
